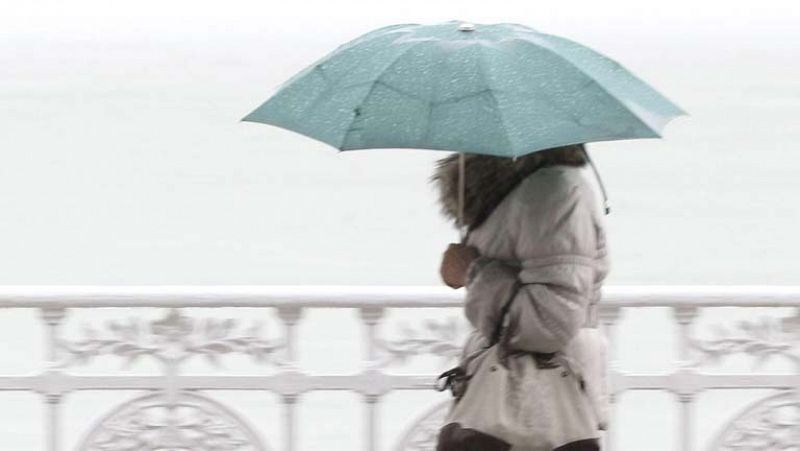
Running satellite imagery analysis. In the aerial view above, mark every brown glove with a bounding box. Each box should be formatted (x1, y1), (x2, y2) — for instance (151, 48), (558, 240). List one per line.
(439, 243), (479, 289)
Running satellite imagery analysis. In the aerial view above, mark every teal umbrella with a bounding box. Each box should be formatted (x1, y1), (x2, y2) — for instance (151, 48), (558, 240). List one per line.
(243, 21), (685, 235)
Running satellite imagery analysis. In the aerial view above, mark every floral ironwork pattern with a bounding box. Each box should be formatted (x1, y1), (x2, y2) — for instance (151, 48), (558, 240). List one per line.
(58, 308), (285, 368)
(712, 391), (800, 450)
(78, 391), (267, 451)
(377, 318), (465, 366)
(690, 310), (800, 367)
(692, 311), (800, 449)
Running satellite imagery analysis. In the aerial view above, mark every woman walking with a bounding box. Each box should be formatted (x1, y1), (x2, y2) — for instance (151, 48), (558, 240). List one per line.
(434, 144), (610, 451)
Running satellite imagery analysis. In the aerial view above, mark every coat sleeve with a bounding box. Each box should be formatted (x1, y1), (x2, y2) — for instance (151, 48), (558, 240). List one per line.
(463, 175), (600, 353)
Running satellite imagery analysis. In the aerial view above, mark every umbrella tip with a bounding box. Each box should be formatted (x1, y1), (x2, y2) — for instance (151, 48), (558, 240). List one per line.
(458, 23), (476, 32)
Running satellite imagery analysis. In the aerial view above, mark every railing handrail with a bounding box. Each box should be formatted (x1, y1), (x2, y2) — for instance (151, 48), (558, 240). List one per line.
(0, 285), (798, 308)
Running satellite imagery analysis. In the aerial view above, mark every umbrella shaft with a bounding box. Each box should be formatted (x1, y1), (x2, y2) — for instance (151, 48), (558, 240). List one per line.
(458, 152), (467, 242)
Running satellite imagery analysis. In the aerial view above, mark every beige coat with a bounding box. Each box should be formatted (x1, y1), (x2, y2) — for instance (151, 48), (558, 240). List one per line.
(462, 163), (611, 432)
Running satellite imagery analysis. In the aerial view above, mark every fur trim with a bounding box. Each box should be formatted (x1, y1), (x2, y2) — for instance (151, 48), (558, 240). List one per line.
(429, 145), (588, 230)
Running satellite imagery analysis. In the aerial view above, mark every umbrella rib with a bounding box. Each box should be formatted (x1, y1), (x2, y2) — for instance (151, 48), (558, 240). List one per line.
(337, 41), (432, 149)
(373, 80), (430, 103)
(529, 79), (629, 137)
(313, 64), (331, 84)
(510, 37), (661, 136)
(542, 33), (686, 116)
(432, 88), (493, 106)
(419, 50), (452, 147)
(477, 46), (516, 157)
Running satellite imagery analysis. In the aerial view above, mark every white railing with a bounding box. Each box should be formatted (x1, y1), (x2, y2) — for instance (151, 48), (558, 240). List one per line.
(0, 285), (798, 451)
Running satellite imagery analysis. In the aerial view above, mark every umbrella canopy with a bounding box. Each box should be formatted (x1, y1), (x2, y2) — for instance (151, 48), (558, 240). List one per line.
(242, 20), (685, 158)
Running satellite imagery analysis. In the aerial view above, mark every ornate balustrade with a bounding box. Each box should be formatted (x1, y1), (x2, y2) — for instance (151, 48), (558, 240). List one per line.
(0, 286), (797, 451)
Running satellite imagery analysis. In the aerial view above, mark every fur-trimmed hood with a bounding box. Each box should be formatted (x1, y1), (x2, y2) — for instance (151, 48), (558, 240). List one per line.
(429, 145), (589, 231)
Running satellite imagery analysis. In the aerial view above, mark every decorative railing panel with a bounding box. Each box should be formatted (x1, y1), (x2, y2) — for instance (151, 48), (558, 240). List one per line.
(0, 286), (798, 451)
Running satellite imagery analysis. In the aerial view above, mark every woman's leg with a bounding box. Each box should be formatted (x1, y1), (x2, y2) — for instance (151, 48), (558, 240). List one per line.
(553, 439), (600, 451)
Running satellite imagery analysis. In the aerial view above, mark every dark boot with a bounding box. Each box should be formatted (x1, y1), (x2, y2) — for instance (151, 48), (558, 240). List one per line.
(554, 439), (600, 451)
(436, 423), (512, 451)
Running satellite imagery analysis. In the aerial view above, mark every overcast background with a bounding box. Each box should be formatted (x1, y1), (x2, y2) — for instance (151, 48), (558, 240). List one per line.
(1, 0), (798, 285)
(0, 0), (798, 450)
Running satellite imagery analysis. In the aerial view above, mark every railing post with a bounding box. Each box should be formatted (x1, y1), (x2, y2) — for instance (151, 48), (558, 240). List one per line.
(364, 394), (382, 451)
(673, 307), (698, 365)
(282, 394), (300, 451)
(277, 306), (304, 451)
(794, 307), (800, 413)
(677, 393), (695, 451)
(599, 306), (622, 451)
(40, 307), (67, 451)
(277, 306), (304, 362)
(359, 307), (385, 451)
(359, 307), (385, 362)
(673, 306), (699, 451)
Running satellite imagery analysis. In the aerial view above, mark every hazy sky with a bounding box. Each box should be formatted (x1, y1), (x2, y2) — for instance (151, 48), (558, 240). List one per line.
(2, 0), (797, 36)
(1, 0), (798, 284)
